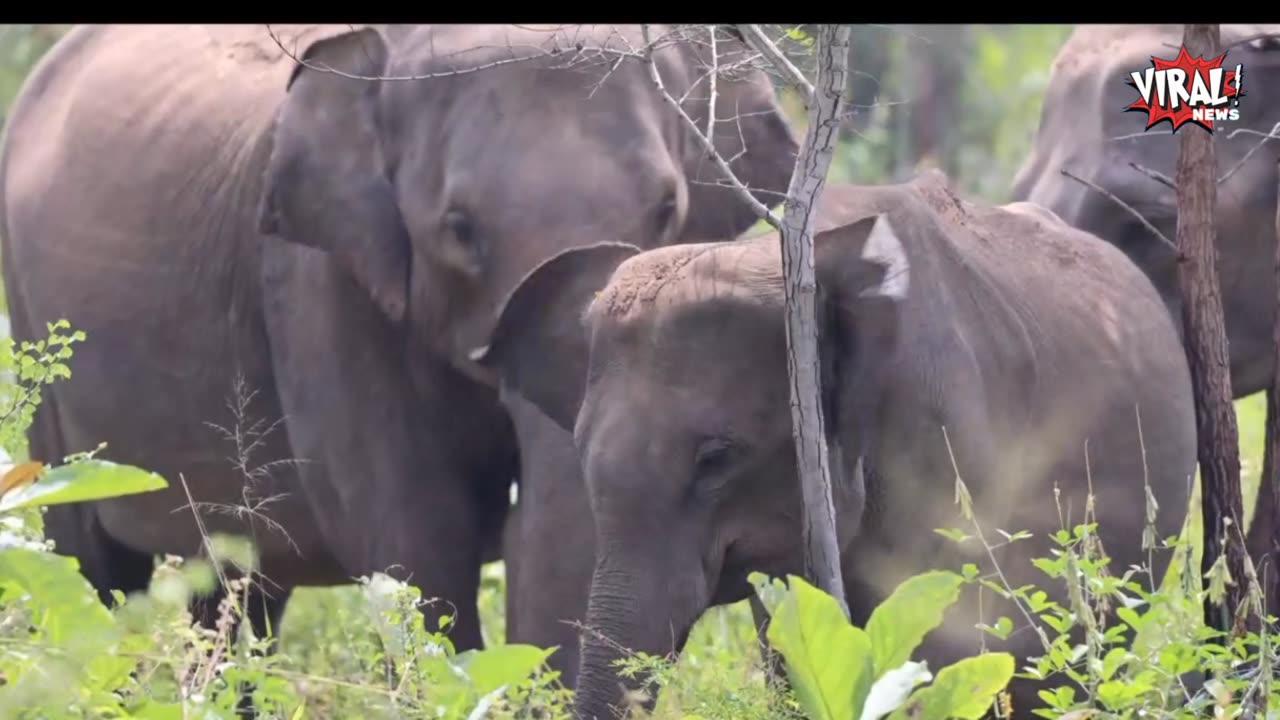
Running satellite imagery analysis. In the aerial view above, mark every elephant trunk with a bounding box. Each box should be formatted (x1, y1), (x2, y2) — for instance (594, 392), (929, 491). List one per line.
(572, 554), (707, 720)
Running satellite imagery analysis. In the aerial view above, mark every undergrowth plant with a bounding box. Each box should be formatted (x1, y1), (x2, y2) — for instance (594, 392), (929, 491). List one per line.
(921, 431), (1279, 720)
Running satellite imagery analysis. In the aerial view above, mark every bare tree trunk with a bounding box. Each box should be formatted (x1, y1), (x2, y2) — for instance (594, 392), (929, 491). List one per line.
(777, 23), (853, 618)
(1178, 23), (1250, 636)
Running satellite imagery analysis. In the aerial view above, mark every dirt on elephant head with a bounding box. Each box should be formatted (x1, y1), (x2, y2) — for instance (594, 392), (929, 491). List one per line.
(594, 245), (726, 319)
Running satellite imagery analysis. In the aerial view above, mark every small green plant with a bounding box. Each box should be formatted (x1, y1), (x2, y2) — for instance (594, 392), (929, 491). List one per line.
(957, 508), (1279, 720)
(743, 570), (1015, 720)
(925, 421), (1280, 720)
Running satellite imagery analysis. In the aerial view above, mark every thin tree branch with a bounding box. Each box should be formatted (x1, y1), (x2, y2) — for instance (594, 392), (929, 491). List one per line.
(736, 24), (815, 97)
(705, 25), (719, 141)
(640, 24), (782, 228)
(1220, 121), (1280, 185)
(1108, 131), (1165, 143)
(1223, 31), (1280, 52)
(1107, 124), (1280, 188)
(1129, 162), (1176, 190)
(264, 24), (678, 83)
(1059, 168), (1181, 256)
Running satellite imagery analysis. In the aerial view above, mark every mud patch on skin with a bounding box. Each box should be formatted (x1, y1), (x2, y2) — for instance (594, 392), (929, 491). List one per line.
(596, 246), (722, 318)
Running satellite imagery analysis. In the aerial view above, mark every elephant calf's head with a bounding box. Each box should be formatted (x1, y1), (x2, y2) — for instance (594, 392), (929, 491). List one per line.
(476, 210), (912, 719)
(257, 25), (798, 384)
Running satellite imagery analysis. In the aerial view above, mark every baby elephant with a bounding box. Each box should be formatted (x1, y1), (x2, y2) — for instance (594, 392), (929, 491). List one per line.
(477, 170), (1197, 719)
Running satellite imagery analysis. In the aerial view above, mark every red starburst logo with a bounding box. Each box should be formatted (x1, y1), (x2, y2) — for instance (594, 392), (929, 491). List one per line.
(1125, 46), (1244, 134)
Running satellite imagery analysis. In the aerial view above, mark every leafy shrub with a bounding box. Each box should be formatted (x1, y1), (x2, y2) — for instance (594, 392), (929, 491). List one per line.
(748, 570), (1015, 720)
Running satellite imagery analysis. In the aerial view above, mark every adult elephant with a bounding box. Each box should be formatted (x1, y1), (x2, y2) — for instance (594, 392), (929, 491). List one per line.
(0, 22), (797, 667)
(1010, 23), (1280, 398)
(478, 172), (1198, 719)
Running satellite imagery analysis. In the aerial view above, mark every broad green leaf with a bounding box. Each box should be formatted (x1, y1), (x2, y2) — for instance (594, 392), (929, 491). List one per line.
(0, 546), (114, 643)
(456, 643), (555, 696)
(0, 459), (167, 512)
(865, 570), (965, 675)
(767, 575), (875, 720)
(860, 660), (932, 720)
(0, 547), (135, 705)
(888, 653), (1015, 720)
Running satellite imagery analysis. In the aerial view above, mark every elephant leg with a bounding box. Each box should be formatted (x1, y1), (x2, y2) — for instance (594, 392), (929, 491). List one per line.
(43, 502), (155, 605)
(502, 396), (594, 688)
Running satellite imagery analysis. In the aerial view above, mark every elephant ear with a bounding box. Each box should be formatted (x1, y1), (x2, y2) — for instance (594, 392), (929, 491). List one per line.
(259, 26), (412, 324)
(813, 212), (912, 468)
(471, 243), (642, 430)
(673, 31), (799, 242)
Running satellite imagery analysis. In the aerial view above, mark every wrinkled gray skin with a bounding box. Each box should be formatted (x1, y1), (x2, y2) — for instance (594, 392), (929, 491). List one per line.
(0, 23), (797, 668)
(479, 172), (1198, 719)
(1011, 23), (1280, 398)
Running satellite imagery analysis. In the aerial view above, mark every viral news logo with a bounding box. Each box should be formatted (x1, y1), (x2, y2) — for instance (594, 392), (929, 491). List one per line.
(1125, 45), (1245, 134)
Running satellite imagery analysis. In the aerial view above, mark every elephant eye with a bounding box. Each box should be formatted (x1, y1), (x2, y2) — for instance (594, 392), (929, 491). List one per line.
(693, 437), (739, 490)
(653, 192), (678, 234)
(445, 209), (476, 247)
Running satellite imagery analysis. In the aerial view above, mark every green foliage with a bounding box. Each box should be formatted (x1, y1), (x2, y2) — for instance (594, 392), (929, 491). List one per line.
(829, 24), (1074, 203)
(888, 654), (1015, 720)
(952, 25), (1075, 201)
(0, 459), (167, 512)
(974, 507), (1280, 720)
(0, 318), (84, 461)
(747, 571), (1015, 720)
(865, 571), (965, 676)
(756, 573), (876, 720)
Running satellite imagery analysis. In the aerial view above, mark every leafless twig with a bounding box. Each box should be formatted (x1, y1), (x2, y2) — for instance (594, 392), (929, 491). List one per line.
(1224, 31), (1280, 52)
(705, 25), (719, 141)
(1107, 124), (1280, 188)
(1060, 167), (1180, 255)
(1129, 162), (1176, 190)
(736, 24), (814, 98)
(1107, 131), (1166, 143)
(1220, 121), (1280, 185)
(264, 24), (682, 84)
(639, 24), (782, 228)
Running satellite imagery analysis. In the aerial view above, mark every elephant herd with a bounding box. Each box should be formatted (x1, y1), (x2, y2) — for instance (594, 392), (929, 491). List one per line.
(0, 22), (1278, 720)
